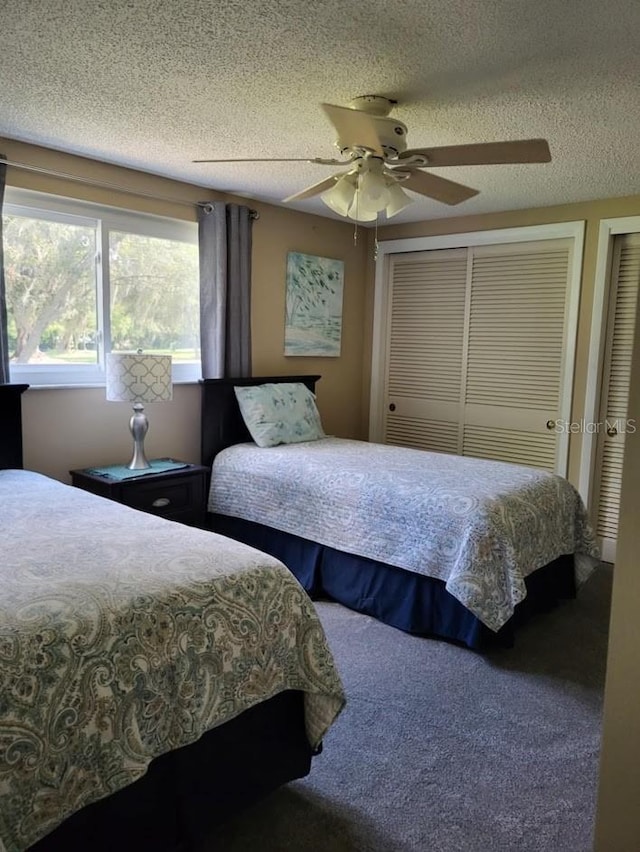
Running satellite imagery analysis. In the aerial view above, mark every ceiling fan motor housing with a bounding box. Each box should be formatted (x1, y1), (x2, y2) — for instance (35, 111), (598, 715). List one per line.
(336, 114), (409, 160)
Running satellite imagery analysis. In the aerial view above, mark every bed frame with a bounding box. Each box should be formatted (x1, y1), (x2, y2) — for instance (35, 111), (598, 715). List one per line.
(0, 384), (315, 852)
(0, 383), (28, 469)
(200, 374), (321, 466)
(200, 375), (576, 651)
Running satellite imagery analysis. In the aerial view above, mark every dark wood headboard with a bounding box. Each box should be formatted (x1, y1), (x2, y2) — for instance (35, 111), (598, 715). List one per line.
(200, 375), (321, 469)
(0, 384), (29, 469)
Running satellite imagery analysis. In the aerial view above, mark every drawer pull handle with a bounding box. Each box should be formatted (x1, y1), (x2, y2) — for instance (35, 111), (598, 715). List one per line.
(152, 497), (171, 508)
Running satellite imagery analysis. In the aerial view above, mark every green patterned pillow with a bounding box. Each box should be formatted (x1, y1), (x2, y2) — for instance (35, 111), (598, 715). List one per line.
(234, 382), (325, 448)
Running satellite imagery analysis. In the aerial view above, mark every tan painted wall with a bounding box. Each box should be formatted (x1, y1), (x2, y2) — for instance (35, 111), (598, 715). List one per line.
(2, 138), (368, 481)
(21, 384), (200, 480)
(249, 202), (367, 440)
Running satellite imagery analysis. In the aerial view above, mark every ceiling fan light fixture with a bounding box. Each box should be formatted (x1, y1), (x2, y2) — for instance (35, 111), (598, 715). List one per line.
(321, 172), (357, 216)
(347, 199), (379, 222)
(357, 162), (387, 213)
(322, 161), (412, 222)
(384, 179), (414, 218)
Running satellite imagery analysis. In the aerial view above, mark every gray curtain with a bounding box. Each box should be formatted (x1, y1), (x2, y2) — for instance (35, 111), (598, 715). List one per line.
(0, 157), (10, 383)
(198, 202), (253, 379)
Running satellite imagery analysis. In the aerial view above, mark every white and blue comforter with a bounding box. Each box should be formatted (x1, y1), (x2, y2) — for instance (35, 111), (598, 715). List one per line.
(209, 438), (600, 632)
(0, 470), (345, 852)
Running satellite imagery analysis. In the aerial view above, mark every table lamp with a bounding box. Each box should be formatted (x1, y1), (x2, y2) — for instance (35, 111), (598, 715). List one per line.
(106, 351), (173, 470)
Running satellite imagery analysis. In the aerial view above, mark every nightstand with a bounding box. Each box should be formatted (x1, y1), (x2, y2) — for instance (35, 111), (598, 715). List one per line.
(70, 462), (209, 527)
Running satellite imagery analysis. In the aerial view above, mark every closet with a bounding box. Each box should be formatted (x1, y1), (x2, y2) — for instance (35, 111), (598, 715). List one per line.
(592, 232), (640, 562)
(373, 233), (580, 476)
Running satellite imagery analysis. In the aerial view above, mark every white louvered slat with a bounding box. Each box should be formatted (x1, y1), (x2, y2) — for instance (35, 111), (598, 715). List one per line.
(596, 235), (640, 547)
(383, 240), (574, 470)
(462, 425), (556, 470)
(606, 249), (640, 419)
(386, 416), (459, 454)
(387, 252), (467, 406)
(597, 442), (626, 538)
(466, 247), (569, 410)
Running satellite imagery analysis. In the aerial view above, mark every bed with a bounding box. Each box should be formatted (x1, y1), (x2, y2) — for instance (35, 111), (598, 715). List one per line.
(201, 375), (600, 651)
(0, 384), (345, 852)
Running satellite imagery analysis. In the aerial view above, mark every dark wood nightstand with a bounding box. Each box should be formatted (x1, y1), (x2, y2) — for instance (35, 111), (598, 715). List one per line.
(70, 462), (209, 527)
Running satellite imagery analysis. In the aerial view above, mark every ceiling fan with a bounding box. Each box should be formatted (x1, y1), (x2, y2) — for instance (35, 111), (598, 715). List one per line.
(193, 95), (552, 222)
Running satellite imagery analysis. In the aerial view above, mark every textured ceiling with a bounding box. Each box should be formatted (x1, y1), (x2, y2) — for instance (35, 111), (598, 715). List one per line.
(1, 0), (640, 225)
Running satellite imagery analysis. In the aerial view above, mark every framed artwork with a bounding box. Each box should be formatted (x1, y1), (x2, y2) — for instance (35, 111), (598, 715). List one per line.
(284, 252), (344, 356)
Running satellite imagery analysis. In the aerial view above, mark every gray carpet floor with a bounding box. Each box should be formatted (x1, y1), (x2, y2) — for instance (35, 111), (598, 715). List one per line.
(209, 565), (612, 852)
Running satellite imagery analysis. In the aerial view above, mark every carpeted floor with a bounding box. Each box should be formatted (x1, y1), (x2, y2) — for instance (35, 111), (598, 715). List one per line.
(208, 565), (612, 852)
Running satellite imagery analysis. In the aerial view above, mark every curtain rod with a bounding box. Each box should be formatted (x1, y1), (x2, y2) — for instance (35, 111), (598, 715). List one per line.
(0, 156), (259, 219)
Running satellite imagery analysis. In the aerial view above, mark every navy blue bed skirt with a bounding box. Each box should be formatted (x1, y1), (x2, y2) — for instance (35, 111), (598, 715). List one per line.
(210, 514), (576, 651)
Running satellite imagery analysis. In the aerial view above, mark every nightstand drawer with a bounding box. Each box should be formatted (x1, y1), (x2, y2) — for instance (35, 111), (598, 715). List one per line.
(70, 463), (209, 528)
(120, 478), (194, 515)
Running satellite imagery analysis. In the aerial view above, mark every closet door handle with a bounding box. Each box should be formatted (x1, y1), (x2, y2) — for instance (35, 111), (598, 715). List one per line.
(606, 424), (618, 437)
(546, 419), (556, 430)
(389, 403), (396, 412)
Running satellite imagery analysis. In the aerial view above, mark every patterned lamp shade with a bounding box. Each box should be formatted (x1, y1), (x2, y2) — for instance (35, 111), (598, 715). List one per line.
(106, 352), (173, 403)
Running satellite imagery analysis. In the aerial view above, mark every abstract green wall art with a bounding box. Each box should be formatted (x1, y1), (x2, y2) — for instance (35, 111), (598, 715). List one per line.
(284, 252), (344, 356)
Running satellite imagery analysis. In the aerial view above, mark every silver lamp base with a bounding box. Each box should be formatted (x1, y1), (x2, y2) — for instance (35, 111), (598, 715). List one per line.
(128, 403), (151, 470)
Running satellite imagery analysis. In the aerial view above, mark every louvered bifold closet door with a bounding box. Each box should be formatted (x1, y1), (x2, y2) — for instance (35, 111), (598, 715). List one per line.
(462, 240), (572, 470)
(385, 249), (467, 453)
(595, 233), (640, 562)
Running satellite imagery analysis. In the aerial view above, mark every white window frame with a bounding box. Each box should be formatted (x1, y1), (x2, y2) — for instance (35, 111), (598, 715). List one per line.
(4, 187), (201, 387)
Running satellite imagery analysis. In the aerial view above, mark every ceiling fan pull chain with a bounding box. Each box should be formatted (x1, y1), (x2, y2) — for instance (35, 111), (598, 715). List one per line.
(374, 217), (379, 260)
(353, 175), (360, 245)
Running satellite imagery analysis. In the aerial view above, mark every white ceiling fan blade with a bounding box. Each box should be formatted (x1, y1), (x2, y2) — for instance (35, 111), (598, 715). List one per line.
(320, 103), (385, 156)
(283, 175), (340, 203)
(399, 139), (551, 168)
(402, 171), (479, 205)
(193, 157), (347, 165)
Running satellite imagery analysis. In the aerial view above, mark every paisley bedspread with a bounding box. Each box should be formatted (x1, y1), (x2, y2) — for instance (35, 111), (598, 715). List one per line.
(209, 438), (600, 632)
(0, 470), (345, 852)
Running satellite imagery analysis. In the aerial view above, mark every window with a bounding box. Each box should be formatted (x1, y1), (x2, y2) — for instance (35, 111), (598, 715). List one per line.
(3, 188), (200, 386)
